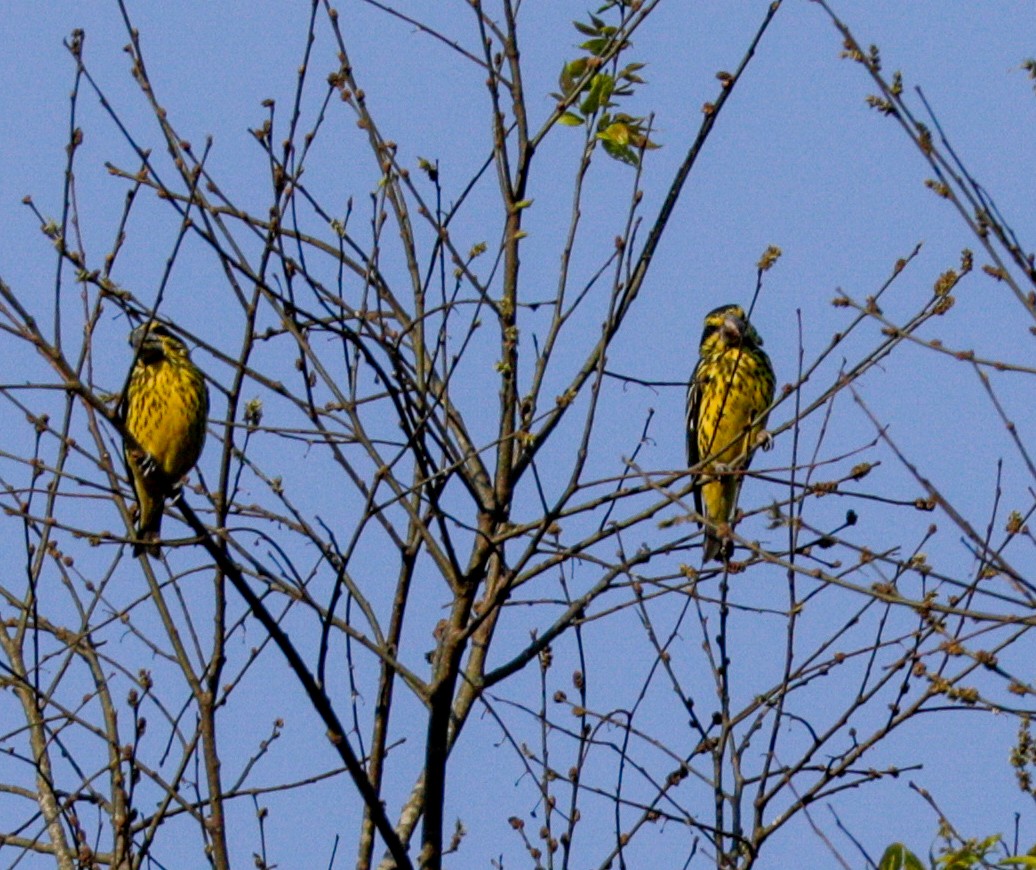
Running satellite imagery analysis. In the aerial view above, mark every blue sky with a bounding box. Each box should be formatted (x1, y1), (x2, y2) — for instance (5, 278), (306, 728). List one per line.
(2, 2), (1035, 868)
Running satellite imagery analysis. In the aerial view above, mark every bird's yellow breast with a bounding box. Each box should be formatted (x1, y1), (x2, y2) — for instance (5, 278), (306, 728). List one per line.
(696, 348), (772, 467)
(126, 358), (207, 479)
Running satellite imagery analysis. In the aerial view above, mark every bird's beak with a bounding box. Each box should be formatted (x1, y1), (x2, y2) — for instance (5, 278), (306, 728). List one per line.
(720, 315), (744, 342)
(129, 324), (163, 355)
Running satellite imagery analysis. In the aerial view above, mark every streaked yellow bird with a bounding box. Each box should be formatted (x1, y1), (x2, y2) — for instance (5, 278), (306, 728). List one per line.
(686, 304), (775, 562)
(121, 323), (209, 557)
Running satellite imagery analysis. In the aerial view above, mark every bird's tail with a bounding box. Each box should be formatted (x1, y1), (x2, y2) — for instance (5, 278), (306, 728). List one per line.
(703, 529), (733, 564)
(133, 503), (163, 558)
(700, 476), (738, 564)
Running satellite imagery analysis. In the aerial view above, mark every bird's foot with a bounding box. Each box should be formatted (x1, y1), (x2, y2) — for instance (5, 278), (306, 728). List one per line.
(756, 429), (774, 451)
(139, 453), (161, 478)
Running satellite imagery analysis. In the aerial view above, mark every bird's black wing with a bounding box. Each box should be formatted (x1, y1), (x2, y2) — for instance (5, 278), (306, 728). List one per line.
(686, 361), (704, 518)
(115, 387), (136, 486)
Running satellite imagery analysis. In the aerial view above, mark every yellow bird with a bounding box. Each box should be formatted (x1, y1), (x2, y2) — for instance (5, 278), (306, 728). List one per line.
(121, 323), (209, 557)
(686, 304), (775, 562)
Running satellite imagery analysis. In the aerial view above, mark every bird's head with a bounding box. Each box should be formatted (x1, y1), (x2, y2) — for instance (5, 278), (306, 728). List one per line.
(699, 304), (763, 355)
(129, 322), (189, 363)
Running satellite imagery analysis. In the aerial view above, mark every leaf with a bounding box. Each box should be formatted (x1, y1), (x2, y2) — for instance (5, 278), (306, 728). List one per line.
(559, 58), (589, 95)
(580, 37), (613, 57)
(580, 73), (614, 115)
(597, 121), (630, 146)
(599, 138), (639, 166)
(618, 62), (647, 84)
(878, 844), (925, 870)
(558, 112), (584, 127)
(628, 130), (660, 150)
(935, 835), (1003, 870)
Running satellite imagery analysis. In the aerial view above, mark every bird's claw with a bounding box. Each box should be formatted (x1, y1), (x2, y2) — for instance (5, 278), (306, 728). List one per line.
(756, 429), (774, 451)
(139, 453), (161, 478)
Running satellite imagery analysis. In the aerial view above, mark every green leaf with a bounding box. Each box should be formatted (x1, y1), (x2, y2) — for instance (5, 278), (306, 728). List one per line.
(559, 58), (589, 95)
(597, 121), (630, 146)
(558, 112), (584, 127)
(878, 844), (926, 870)
(599, 138), (639, 166)
(936, 835), (1003, 870)
(580, 73), (614, 115)
(580, 37), (612, 57)
(1002, 858), (1036, 867)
